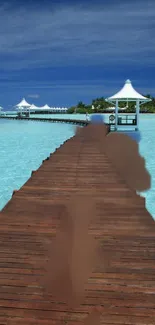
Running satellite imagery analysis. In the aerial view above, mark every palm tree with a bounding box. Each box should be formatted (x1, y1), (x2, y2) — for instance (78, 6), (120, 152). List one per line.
(77, 101), (85, 108)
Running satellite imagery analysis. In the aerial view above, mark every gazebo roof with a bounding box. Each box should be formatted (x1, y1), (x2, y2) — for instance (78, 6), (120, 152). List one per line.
(30, 104), (39, 109)
(40, 104), (51, 109)
(16, 98), (31, 107)
(106, 79), (151, 101)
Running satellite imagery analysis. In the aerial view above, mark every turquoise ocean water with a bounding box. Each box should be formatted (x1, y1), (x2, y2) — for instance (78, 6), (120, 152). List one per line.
(0, 113), (154, 219)
(0, 118), (76, 211)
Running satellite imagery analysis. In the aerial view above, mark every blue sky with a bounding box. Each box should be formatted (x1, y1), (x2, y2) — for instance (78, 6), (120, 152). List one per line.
(0, 0), (154, 109)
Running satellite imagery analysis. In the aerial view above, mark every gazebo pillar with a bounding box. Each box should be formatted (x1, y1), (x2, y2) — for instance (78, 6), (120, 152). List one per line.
(136, 100), (140, 131)
(115, 99), (119, 131)
(19, 106), (22, 116)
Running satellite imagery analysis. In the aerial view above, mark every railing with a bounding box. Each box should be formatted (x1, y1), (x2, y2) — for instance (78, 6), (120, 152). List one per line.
(118, 114), (137, 125)
(17, 112), (29, 117)
(109, 114), (137, 126)
(0, 115), (89, 126)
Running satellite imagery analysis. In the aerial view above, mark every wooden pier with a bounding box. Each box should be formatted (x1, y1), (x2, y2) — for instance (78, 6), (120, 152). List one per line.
(0, 115), (89, 127)
(0, 123), (155, 324)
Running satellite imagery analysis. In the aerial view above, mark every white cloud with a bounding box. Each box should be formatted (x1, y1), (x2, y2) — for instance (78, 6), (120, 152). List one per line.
(0, 0), (154, 69)
(28, 94), (40, 98)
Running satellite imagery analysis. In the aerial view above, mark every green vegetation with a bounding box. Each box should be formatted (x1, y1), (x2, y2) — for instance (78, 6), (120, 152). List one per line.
(67, 95), (155, 114)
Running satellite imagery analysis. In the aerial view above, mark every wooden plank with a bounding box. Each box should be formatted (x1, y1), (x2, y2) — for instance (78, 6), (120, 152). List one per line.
(0, 123), (154, 324)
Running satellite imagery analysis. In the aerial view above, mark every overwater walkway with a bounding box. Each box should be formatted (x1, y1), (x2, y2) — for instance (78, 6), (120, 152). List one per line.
(0, 115), (89, 126)
(0, 123), (154, 325)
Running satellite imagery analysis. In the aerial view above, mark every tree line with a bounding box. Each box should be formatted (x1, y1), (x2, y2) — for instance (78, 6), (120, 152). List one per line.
(67, 94), (155, 114)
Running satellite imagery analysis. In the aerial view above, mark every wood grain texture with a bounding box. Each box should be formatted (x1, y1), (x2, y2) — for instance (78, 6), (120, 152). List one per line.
(0, 123), (154, 325)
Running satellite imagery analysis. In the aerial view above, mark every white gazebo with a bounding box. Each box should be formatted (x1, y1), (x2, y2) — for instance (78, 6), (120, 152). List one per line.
(16, 98), (31, 116)
(105, 79), (151, 131)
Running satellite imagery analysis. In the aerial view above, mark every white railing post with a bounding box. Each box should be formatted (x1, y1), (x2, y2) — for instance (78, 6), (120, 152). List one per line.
(115, 99), (119, 131)
(136, 100), (139, 131)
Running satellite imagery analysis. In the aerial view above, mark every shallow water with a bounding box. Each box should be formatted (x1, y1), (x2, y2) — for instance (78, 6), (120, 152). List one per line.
(0, 113), (154, 219)
(138, 115), (155, 219)
(0, 119), (76, 210)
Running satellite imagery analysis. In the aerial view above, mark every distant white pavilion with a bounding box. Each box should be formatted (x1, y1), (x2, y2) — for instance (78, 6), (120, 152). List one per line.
(105, 79), (151, 131)
(16, 98), (31, 116)
(15, 99), (68, 115)
(29, 104), (39, 110)
(106, 106), (127, 112)
(106, 106), (116, 111)
(39, 104), (51, 110)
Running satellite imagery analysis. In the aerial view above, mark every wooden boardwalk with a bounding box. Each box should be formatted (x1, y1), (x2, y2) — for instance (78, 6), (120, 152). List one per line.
(0, 116), (89, 127)
(0, 123), (155, 324)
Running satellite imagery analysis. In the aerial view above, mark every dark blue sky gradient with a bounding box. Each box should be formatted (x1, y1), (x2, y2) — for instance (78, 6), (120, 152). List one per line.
(0, 0), (154, 109)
